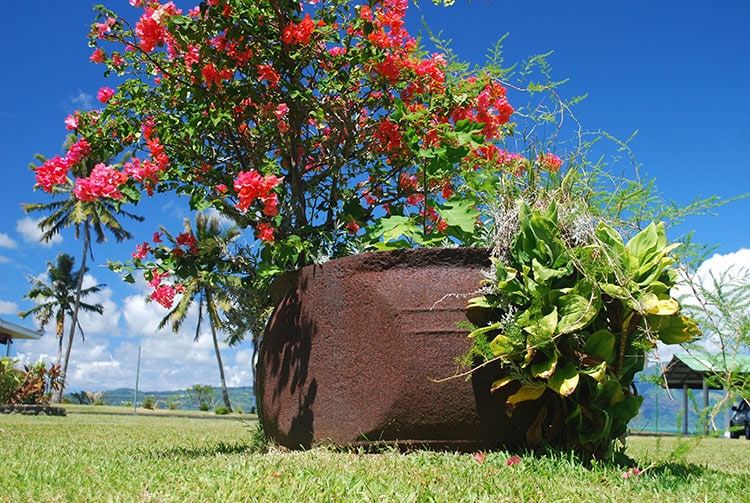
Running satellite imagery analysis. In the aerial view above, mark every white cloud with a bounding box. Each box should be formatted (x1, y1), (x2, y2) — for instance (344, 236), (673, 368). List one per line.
(0, 233), (17, 248)
(0, 300), (19, 315)
(16, 217), (63, 246)
(68, 90), (95, 113)
(657, 248), (750, 361)
(0, 256), (9, 263)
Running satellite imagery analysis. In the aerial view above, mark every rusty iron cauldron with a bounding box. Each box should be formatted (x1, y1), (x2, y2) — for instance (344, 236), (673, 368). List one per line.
(255, 247), (538, 450)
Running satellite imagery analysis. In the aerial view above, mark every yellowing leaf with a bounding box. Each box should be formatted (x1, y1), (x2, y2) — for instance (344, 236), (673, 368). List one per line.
(547, 362), (580, 397)
(531, 352), (558, 379)
(640, 292), (679, 316)
(506, 384), (546, 406)
(490, 376), (516, 392)
(489, 333), (514, 357)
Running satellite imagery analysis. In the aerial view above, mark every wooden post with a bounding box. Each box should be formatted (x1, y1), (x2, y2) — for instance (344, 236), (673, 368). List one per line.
(683, 384), (689, 435)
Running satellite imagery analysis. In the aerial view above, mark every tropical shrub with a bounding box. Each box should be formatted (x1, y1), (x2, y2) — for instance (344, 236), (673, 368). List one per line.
(142, 396), (157, 410)
(0, 358), (63, 405)
(465, 200), (701, 459)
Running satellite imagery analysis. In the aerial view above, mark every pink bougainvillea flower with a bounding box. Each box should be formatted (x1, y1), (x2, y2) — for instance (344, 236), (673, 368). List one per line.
(506, 455), (522, 466)
(133, 241), (150, 259)
(64, 114), (79, 130)
(74, 163), (127, 201)
(150, 284), (175, 308)
(233, 170), (282, 213)
(473, 452), (486, 463)
(35, 156), (70, 192)
(97, 87), (115, 103)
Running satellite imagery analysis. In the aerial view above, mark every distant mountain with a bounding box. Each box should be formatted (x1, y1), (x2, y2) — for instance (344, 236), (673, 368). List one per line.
(67, 386), (256, 413)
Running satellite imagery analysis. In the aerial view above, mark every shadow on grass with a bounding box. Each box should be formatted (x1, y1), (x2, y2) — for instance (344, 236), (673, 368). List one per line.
(154, 440), (258, 459)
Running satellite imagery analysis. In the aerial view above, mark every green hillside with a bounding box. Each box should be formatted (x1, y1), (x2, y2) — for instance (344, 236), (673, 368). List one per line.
(67, 386), (256, 413)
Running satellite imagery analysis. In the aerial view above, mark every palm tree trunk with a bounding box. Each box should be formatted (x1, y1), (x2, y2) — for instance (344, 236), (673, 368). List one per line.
(53, 223), (90, 403)
(210, 322), (232, 412)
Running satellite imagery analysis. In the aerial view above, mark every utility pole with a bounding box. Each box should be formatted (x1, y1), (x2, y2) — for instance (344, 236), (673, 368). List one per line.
(133, 345), (141, 416)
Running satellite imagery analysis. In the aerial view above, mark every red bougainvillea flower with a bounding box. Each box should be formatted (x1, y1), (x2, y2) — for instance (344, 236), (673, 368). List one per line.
(90, 47), (106, 63)
(281, 13), (318, 45)
(256, 222), (275, 242)
(537, 152), (562, 172)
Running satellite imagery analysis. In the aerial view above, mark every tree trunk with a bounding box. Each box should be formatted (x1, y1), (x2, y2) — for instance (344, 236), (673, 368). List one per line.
(52, 223), (90, 403)
(210, 321), (232, 412)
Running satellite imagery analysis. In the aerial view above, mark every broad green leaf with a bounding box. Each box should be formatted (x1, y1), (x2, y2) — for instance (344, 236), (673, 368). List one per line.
(600, 282), (631, 300)
(531, 258), (570, 285)
(652, 314), (702, 344)
(611, 395), (644, 422)
(467, 322), (501, 340)
(523, 307), (558, 340)
(581, 361), (608, 383)
(626, 222), (658, 261)
(547, 361), (579, 397)
(557, 293), (598, 334)
(439, 198), (479, 233)
(583, 329), (616, 362)
(466, 296), (492, 310)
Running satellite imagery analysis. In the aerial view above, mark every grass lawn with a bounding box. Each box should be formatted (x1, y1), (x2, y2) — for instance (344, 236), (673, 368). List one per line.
(2, 411), (749, 502)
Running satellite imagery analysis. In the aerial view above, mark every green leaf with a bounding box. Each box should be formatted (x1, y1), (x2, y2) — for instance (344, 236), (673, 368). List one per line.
(583, 329), (616, 363)
(490, 376), (516, 391)
(651, 314), (702, 345)
(439, 198), (479, 233)
(626, 222), (659, 262)
(466, 296), (492, 310)
(611, 395), (644, 422)
(557, 293), (598, 334)
(523, 306), (558, 340)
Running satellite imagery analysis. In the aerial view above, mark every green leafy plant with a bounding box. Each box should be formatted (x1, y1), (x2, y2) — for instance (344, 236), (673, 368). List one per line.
(466, 200), (701, 459)
(142, 396), (157, 410)
(214, 405), (231, 415)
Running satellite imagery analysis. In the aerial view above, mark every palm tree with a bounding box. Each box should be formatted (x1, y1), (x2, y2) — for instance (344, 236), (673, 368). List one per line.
(158, 213), (240, 412)
(19, 253), (104, 384)
(23, 145), (144, 401)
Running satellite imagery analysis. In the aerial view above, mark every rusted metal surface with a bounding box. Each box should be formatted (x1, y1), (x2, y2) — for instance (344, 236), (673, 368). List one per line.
(256, 248), (537, 450)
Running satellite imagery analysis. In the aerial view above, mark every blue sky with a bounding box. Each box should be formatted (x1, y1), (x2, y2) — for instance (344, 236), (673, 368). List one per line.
(1, 1), (748, 393)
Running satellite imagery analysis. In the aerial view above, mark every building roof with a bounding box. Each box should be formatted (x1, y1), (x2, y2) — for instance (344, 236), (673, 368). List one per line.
(0, 317), (42, 343)
(662, 353), (750, 389)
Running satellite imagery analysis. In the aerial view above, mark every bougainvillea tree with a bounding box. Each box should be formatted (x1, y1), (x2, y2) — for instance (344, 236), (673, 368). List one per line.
(32, 0), (530, 292)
